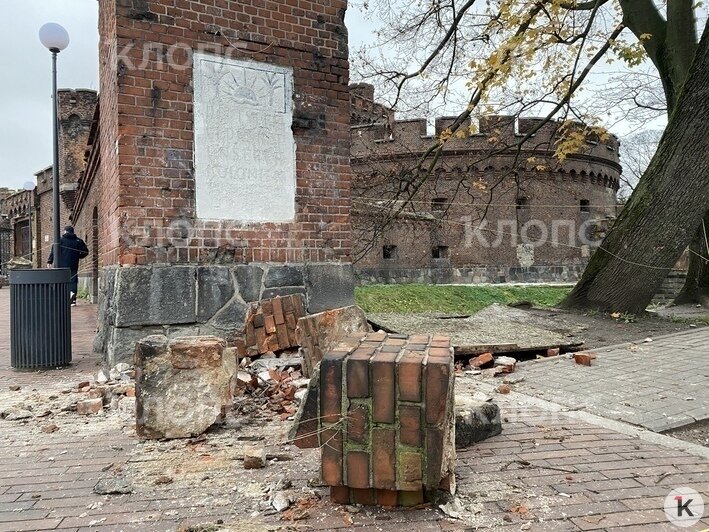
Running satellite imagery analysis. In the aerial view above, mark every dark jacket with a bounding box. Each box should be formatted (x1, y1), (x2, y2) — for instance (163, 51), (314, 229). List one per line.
(47, 233), (89, 271)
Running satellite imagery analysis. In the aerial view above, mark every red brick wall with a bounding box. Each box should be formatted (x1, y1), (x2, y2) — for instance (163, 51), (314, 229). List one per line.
(351, 112), (621, 272)
(78, 0), (352, 268)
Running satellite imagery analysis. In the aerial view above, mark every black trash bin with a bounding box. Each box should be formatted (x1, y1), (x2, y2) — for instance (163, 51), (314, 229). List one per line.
(10, 268), (72, 369)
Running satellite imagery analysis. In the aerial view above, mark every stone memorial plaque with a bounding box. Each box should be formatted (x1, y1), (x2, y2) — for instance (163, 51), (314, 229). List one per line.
(193, 53), (296, 221)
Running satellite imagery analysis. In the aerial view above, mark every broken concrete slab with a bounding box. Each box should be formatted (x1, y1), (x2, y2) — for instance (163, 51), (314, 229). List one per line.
(455, 397), (502, 448)
(135, 335), (235, 439)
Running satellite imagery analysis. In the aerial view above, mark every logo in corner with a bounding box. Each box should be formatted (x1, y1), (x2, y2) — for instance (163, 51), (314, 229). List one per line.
(664, 487), (704, 528)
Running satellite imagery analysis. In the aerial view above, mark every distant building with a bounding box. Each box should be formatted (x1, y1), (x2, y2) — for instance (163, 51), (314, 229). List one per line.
(0, 90), (97, 273)
(350, 84), (621, 284)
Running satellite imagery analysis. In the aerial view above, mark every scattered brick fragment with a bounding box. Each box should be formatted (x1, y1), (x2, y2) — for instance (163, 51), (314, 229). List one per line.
(469, 352), (494, 368)
(77, 398), (103, 415)
(573, 353), (597, 366)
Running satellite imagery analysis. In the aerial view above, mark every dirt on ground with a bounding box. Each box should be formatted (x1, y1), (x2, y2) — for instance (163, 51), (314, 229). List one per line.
(523, 305), (706, 350)
(370, 303), (707, 355)
(664, 419), (709, 447)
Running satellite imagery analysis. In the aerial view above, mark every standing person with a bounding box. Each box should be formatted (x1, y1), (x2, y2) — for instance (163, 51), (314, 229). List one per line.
(47, 226), (89, 306)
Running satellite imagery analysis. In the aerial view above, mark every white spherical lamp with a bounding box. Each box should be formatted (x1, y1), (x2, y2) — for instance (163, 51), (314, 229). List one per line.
(39, 23), (70, 52)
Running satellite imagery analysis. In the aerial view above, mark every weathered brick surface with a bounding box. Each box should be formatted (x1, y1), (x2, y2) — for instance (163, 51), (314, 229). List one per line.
(291, 332), (456, 505)
(296, 305), (370, 376)
(72, 0), (353, 268)
(244, 295), (305, 355)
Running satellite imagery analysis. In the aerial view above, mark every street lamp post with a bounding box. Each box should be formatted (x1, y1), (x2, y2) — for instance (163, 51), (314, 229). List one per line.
(39, 23), (69, 270)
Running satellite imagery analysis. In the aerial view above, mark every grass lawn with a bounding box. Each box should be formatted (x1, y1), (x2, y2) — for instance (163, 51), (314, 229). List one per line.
(355, 284), (572, 314)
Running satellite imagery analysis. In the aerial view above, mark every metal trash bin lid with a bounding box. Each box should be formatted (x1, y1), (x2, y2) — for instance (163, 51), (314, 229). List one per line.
(9, 268), (70, 284)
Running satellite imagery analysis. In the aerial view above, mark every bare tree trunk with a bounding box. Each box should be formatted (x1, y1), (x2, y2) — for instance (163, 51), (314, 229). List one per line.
(674, 212), (709, 306)
(563, 24), (709, 314)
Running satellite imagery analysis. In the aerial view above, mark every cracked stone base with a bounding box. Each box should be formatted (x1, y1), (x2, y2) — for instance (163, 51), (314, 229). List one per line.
(95, 262), (355, 366)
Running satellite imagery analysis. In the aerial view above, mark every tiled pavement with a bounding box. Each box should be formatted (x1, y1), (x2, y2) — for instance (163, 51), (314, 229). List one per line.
(513, 329), (709, 432)
(0, 288), (708, 531)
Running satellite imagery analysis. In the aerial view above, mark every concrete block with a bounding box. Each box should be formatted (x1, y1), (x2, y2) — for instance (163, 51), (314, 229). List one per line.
(455, 398), (502, 448)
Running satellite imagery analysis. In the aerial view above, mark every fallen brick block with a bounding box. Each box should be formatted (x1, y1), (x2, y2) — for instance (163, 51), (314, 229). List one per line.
(295, 305), (370, 377)
(469, 352), (494, 368)
(244, 295), (306, 356)
(135, 335), (235, 439)
(290, 332), (456, 506)
(573, 353), (597, 366)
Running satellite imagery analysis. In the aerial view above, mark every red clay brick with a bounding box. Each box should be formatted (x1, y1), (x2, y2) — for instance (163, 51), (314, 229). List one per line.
(321, 428), (343, 486)
(350, 488), (376, 506)
(372, 429), (396, 490)
(429, 347), (450, 357)
(399, 405), (422, 447)
(346, 452), (370, 489)
(425, 428), (444, 489)
(320, 353), (346, 424)
(425, 357), (451, 426)
(470, 352), (493, 367)
(347, 404), (369, 444)
(376, 489), (398, 507)
(398, 452), (423, 490)
(272, 297), (284, 324)
(371, 352), (397, 423)
(408, 334), (430, 345)
(398, 352), (423, 402)
(346, 352), (371, 398)
(329, 486), (350, 504)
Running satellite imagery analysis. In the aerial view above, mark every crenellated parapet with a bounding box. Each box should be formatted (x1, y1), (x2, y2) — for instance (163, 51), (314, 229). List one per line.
(2, 190), (32, 220)
(349, 85), (621, 191)
(353, 114), (618, 161)
(350, 83), (396, 126)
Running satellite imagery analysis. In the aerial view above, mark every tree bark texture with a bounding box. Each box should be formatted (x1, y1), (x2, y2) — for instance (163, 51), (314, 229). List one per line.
(563, 23), (709, 314)
(674, 212), (709, 306)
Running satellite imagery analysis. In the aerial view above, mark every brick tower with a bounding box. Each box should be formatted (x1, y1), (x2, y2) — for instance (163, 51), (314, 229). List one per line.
(72, 0), (355, 364)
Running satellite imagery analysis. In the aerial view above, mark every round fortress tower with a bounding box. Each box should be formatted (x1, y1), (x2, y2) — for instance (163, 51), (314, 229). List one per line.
(349, 84), (621, 285)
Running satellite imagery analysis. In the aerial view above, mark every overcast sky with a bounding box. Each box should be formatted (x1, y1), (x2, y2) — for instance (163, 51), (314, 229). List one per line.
(0, 1), (99, 190)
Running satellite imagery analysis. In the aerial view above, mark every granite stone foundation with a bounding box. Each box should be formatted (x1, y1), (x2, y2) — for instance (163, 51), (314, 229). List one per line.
(97, 262), (355, 366)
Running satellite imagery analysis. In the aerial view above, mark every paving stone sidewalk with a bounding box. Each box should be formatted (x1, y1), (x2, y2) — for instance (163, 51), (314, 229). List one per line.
(0, 289), (707, 531)
(513, 328), (709, 432)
